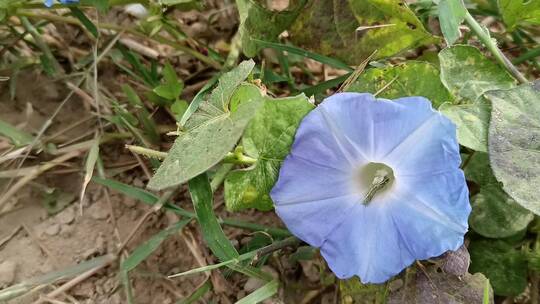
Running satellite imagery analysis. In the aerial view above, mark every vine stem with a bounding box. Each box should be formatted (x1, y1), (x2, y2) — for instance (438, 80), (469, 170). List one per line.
(126, 145), (257, 165)
(463, 11), (528, 84)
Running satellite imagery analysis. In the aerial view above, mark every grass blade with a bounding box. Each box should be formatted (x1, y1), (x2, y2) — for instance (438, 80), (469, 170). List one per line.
(188, 173), (238, 260)
(253, 39), (353, 71)
(79, 138), (99, 211)
(120, 270), (135, 304)
(188, 174), (273, 280)
(483, 278), (491, 304)
(91, 176), (291, 237)
(235, 279), (279, 304)
(0, 254), (115, 301)
(177, 280), (212, 304)
(69, 7), (98, 38)
(121, 219), (191, 272)
(301, 73), (351, 97)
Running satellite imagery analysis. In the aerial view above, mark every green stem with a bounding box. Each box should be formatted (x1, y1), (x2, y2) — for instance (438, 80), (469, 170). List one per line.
(222, 151), (257, 165)
(125, 145), (167, 159)
(463, 12), (528, 84)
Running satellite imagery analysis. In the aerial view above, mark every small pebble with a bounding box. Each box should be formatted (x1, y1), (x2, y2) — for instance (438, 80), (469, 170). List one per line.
(45, 223), (61, 236)
(0, 261), (17, 287)
(88, 202), (109, 220)
(57, 207), (75, 224)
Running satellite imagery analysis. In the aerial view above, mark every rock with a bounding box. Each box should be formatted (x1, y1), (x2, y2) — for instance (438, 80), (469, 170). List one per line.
(132, 177), (144, 188)
(72, 281), (95, 298)
(88, 202), (109, 220)
(243, 266), (278, 292)
(442, 245), (470, 276)
(108, 293), (122, 304)
(0, 261), (17, 287)
(45, 223), (61, 236)
(57, 207), (76, 224)
(60, 224), (74, 237)
(243, 276), (265, 293)
(122, 197), (137, 208)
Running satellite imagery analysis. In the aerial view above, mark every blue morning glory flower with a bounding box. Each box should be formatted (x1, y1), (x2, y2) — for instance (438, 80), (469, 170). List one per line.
(44, 0), (79, 7)
(270, 93), (471, 284)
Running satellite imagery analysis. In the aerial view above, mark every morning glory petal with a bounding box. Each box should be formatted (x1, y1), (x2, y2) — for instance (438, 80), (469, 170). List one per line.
(45, 0), (79, 6)
(275, 194), (360, 247)
(382, 97), (460, 176)
(320, 201), (415, 283)
(271, 92), (471, 284)
(288, 93), (368, 169)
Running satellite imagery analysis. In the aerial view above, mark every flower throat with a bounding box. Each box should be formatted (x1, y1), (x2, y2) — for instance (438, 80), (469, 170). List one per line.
(359, 162), (395, 204)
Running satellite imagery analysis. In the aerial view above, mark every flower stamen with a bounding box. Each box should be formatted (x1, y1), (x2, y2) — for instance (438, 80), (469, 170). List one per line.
(363, 169), (391, 204)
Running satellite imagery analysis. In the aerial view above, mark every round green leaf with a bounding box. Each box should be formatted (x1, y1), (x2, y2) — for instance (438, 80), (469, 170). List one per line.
(438, 45), (516, 152)
(224, 94), (314, 211)
(465, 152), (533, 238)
(440, 100), (490, 152)
(148, 84), (263, 190)
(470, 185), (533, 238)
(499, 0), (540, 30)
(486, 83), (540, 215)
(439, 45), (515, 102)
(469, 239), (528, 296)
(289, 0), (437, 64)
(347, 61), (453, 108)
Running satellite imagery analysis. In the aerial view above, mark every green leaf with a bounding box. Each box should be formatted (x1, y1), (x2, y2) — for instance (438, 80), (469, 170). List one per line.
(465, 153), (533, 238)
(289, 0), (438, 64)
(438, 0), (466, 45)
(188, 174), (272, 280)
(469, 239), (528, 296)
(122, 84), (143, 106)
(340, 277), (387, 303)
(121, 219), (190, 272)
(153, 62), (183, 100)
(153, 83), (183, 100)
(0, 118), (34, 146)
(171, 99), (189, 120)
(184, 60), (256, 128)
(235, 280), (279, 304)
(438, 45), (516, 151)
(498, 0), (540, 30)
(439, 45), (515, 102)
(347, 61), (453, 108)
(162, 62), (179, 84)
(179, 73), (220, 126)
(224, 94), (314, 211)
(69, 7), (98, 38)
(440, 100), (490, 152)
(148, 61), (262, 191)
(486, 83), (540, 215)
(236, 0), (306, 57)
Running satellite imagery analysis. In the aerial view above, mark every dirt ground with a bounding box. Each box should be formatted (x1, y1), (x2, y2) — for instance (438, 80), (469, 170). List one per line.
(0, 71), (287, 304)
